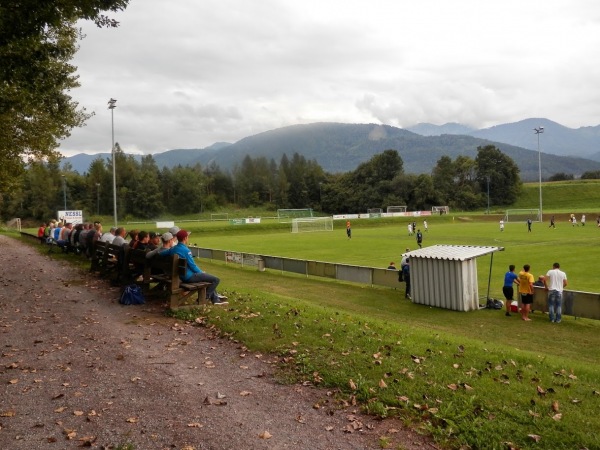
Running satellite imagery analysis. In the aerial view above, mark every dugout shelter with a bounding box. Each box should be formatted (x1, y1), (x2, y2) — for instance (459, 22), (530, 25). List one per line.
(407, 245), (504, 312)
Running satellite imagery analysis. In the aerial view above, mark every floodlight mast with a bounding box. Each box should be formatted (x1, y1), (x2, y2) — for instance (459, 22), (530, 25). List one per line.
(534, 126), (544, 221)
(108, 98), (117, 226)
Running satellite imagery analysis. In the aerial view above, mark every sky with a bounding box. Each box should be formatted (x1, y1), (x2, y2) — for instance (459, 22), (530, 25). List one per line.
(59, 0), (600, 156)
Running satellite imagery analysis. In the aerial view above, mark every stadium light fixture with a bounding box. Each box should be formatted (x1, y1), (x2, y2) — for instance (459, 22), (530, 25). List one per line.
(108, 98), (117, 226)
(534, 126), (544, 221)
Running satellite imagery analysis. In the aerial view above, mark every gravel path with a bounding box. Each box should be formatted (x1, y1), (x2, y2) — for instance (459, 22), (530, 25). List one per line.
(0, 235), (436, 450)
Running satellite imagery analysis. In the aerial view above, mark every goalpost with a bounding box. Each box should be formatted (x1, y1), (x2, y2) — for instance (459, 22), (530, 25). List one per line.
(387, 206), (407, 213)
(432, 206), (450, 215)
(210, 213), (229, 221)
(291, 217), (333, 233)
(504, 209), (541, 223)
(277, 208), (313, 223)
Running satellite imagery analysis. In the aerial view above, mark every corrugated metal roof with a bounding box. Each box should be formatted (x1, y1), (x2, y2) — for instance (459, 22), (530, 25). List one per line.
(406, 244), (504, 261)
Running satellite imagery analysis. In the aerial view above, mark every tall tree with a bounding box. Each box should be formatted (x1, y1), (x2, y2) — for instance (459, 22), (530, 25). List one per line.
(474, 145), (521, 206)
(0, 0), (129, 191)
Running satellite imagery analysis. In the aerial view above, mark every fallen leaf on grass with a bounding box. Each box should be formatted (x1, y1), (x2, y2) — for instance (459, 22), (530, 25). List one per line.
(552, 400), (560, 412)
(447, 384), (458, 391)
(551, 413), (562, 421)
(536, 386), (546, 396)
(528, 410), (540, 418)
(349, 379), (357, 390)
(379, 379), (387, 388)
(258, 431), (272, 439)
(528, 434), (541, 442)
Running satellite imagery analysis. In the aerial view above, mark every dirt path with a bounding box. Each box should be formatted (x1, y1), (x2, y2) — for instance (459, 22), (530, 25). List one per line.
(0, 235), (436, 450)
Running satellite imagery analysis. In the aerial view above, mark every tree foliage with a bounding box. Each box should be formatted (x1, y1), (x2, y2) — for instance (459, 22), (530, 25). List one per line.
(0, 0), (129, 191)
(1, 146), (524, 221)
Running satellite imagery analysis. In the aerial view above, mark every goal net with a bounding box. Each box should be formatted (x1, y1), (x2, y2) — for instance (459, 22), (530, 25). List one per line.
(210, 213), (229, 221)
(278, 208), (313, 223)
(291, 217), (333, 233)
(432, 206), (450, 215)
(387, 206), (407, 213)
(504, 209), (541, 223)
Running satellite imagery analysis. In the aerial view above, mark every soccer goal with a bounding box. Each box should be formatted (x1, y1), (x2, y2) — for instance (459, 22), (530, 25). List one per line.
(504, 209), (541, 223)
(210, 213), (229, 221)
(291, 217), (333, 233)
(277, 208), (314, 223)
(367, 208), (383, 214)
(432, 206), (450, 215)
(387, 206), (407, 213)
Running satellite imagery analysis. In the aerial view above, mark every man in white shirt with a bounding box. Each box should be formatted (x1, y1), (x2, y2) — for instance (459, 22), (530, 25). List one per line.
(100, 227), (117, 243)
(544, 262), (568, 323)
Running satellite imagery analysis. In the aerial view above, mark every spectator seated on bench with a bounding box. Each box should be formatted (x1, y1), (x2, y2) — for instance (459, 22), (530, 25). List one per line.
(146, 230), (227, 305)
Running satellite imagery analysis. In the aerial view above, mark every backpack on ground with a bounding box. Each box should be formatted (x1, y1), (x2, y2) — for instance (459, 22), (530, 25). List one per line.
(119, 284), (145, 305)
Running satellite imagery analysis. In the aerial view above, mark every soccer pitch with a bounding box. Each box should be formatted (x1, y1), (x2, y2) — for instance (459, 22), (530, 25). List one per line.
(190, 217), (600, 298)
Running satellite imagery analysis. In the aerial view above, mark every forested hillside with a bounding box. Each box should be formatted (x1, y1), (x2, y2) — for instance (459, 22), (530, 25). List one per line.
(62, 123), (600, 180)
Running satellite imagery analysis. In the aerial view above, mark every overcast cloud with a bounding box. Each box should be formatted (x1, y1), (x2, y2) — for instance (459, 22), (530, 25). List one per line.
(60, 0), (600, 156)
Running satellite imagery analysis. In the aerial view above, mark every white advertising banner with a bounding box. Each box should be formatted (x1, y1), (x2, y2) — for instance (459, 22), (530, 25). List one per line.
(57, 210), (84, 225)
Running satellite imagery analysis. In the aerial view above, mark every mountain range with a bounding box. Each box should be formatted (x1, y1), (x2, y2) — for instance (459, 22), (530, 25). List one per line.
(62, 118), (600, 181)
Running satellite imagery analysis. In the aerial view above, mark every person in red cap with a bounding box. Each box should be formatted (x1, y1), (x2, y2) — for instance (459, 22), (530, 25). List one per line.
(153, 229), (227, 305)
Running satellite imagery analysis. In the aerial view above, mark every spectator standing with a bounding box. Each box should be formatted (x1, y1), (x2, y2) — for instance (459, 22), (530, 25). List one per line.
(502, 265), (519, 317)
(527, 218), (532, 232)
(544, 263), (568, 323)
(549, 215), (555, 228)
(518, 264), (534, 321)
(402, 258), (411, 299)
(346, 220), (351, 239)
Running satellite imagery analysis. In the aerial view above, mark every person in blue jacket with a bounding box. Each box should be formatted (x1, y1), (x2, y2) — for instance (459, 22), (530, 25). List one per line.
(155, 230), (228, 305)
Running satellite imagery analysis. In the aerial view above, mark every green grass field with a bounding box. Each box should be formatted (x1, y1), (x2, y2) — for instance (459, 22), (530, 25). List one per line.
(177, 213), (600, 297)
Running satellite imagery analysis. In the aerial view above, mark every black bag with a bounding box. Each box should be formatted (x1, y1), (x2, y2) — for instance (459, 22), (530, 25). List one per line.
(120, 284), (145, 305)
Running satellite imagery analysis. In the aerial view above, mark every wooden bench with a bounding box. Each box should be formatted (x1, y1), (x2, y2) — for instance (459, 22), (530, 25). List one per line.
(127, 249), (211, 310)
(90, 241), (120, 279)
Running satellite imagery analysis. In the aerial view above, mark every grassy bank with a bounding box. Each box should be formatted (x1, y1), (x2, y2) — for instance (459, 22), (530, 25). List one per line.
(179, 260), (600, 449)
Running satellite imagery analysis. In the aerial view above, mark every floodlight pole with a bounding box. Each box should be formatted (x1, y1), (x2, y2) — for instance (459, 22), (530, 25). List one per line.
(534, 126), (544, 221)
(108, 98), (117, 226)
(61, 175), (67, 210)
(486, 176), (490, 214)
